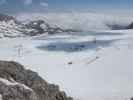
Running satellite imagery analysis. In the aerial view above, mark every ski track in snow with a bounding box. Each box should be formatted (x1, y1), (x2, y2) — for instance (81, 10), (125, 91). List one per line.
(0, 29), (133, 100)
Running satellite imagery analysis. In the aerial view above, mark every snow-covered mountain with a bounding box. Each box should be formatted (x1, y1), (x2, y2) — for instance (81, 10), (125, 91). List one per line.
(0, 14), (34, 38)
(0, 13), (82, 38)
(0, 13), (133, 38)
(16, 12), (133, 31)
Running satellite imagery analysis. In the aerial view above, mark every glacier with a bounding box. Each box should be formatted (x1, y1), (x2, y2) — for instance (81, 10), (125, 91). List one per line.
(0, 12), (133, 100)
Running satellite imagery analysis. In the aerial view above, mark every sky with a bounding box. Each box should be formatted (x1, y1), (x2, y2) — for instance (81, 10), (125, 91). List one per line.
(48, 0), (133, 9)
(0, 0), (133, 13)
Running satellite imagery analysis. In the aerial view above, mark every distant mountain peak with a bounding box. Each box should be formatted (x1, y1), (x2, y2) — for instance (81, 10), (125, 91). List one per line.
(0, 13), (15, 22)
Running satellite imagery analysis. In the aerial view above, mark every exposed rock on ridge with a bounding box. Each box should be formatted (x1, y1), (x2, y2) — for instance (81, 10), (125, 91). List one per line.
(0, 61), (73, 100)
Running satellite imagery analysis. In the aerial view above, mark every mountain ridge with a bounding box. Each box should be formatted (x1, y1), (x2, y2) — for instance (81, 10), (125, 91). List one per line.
(0, 60), (73, 100)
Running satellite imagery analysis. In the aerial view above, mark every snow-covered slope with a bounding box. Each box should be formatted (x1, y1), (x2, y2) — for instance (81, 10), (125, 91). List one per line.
(0, 95), (2, 100)
(0, 20), (26, 38)
(0, 14), (81, 38)
(1, 12), (133, 100)
(0, 19), (49, 38)
(0, 28), (133, 100)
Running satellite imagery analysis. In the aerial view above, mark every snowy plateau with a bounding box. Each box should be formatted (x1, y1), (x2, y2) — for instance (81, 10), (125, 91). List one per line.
(0, 12), (133, 100)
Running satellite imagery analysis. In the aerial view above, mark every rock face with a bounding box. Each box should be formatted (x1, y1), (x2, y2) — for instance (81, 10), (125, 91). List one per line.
(0, 14), (16, 22)
(106, 23), (127, 30)
(127, 22), (133, 29)
(0, 61), (73, 100)
(106, 22), (133, 30)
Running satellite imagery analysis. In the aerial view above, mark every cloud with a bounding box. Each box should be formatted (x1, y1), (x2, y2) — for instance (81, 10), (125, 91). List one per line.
(24, 0), (33, 5)
(0, 0), (6, 5)
(16, 12), (132, 31)
(40, 2), (48, 7)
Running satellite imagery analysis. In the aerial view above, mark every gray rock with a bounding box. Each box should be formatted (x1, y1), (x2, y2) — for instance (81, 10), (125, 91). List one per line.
(0, 14), (15, 22)
(0, 61), (73, 100)
(127, 22), (133, 29)
(0, 80), (37, 100)
(25, 20), (64, 35)
(106, 23), (127, 30)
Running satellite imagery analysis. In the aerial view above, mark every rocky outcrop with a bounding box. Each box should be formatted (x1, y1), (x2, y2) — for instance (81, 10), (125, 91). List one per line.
(106, 23), (127, 30)
(0, 61), (73, 100)
(25, 20), (49, 36)
(127, 22), (133, 29)
(106, 22), (133, 30)
(0, 14), (16, 22)
(25, 19), (81, 35)
(0, 79), (37, 100)
(25, 20), (65, 35)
